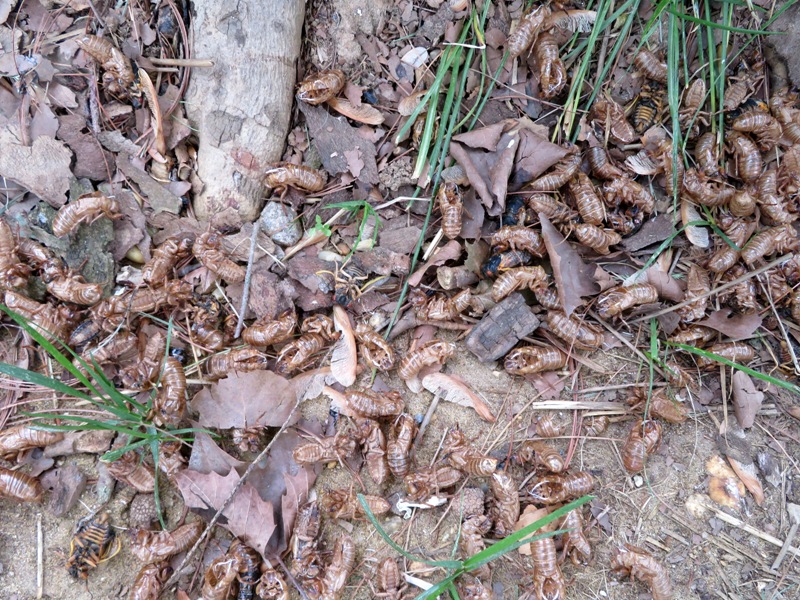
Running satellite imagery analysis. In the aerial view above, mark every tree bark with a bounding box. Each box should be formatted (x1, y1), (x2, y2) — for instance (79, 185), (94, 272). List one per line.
(186, 0), (304, 223)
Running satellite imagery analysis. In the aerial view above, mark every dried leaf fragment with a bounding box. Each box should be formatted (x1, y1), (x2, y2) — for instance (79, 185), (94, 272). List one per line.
(330, 305), (357, 386)
(421, 372), (496, 422)
(731, 371), (764, 429)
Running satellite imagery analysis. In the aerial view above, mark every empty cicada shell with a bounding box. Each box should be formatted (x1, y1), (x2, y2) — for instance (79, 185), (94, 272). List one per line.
(491, 266), (548, 302)
(387, 414), (417, 478)
(0, 465), (43, 501)
(756, 170), (795, 225)
(41, 261), (103, 306)
(297, 69), (345, 105)
(130, 560), (172, 600)
(742, 224), (799, 265)
(590, 97), (637, 144)
(264, 162), (326, 194)
(52, 194), (122, 237)
(106, 450), (156, 493)
(490, 225), (547, 257)
(442, 427), (498, 476)
(545, 310), (604, 350)
(586, 146), (625, 180)
(0, 220), (29, 288)
(404, 463), (463, 502)
(517, 439), (564, 472)
(193, 231), (246, 284)
(621, 418), (663, 473)
(129, 521), (203, 564)
(568, 171), (605, 225)
(321, 534), (356, 597)
(257, 568), (289, 600)
(321, 488), (390, 520)
(293, 433), (357, 466)
(438, 182), (463, 240)
(397, 339), (455, 381)
(533, 32), (566, 99)
(529, 149), (582, 192)
(504, 346), (567, 375)
(354, 322), (395, 371)
(573, 223), (621, 255)
(525, 471), (595, 504)
(274, 333), (328, 375)
(77, 35), (135, 95)
(602, 177), (655, 214)
(202, 554), (239, 600)
(345, 388), (404, 418)
(526, 193), (577, 225)
(141, 235), (193, 285)
(530, 413), (568, 437)
(150, 357), (186, 427)
(376, 557), (406, 599)
(679, 79), (709, 137)
(460, 515), (492, 579)
(728, 132), (763, 183)
(356, 418), (388, 485)
(611, 544), (673, 600)
(489, 470), (520, 538)
(410, 288), (472, 321)
(527, 515), (567, 600)
(207, 347), (268, 379)
(677, 264), (710, 323)
(682, 168), (736, 207)
(595, 283), (659, 319)
(696, 342), (755, 368)
(0, 425), (63, 459)
(507, 4), (551, 58)
(583, 415), (610, 437)
(634, 48), (667, 82)
(628, 387), (688, 423)
(242, 310), (297, 347)
(694, 131), (721, 177)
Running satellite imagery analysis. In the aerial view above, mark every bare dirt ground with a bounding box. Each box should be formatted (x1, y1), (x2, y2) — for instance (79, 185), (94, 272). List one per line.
(1, 0), (800, 598)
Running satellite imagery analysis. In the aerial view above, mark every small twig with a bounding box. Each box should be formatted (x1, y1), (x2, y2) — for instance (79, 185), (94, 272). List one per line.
(235, 223), (260, 338)
(149, 57), (214, 67)
(162, 401), (302, 591)
(36, 513), (43, 600)
(629, 254), (792, 323)
(414, 392), (441, 451)
(85, 0), (107, 28)
(88, 78), (101, 135)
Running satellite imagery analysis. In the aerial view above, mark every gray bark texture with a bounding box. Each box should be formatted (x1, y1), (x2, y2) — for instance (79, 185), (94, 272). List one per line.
(187, 0), (304, 223)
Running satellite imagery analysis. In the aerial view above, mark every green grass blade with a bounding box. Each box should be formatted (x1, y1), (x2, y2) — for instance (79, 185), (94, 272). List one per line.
(668, 343), (800, 394)
(413, 575), (460, 600)
(666, 8), (779, 33)
(667, 7), (682, 205)
(462, 496), (592, 571)
(101, 438), (151, 461)
(150, 435), (167, 529)
(357, 494), (463, 568)
(0, 305), (102, 396)
(0, 361), (94, 401)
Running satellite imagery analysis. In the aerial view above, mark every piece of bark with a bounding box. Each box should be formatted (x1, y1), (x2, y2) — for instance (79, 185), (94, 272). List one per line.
(187, 0), (305, 222)
(41, 463), (86, 517)
(465, 293), (540, 362)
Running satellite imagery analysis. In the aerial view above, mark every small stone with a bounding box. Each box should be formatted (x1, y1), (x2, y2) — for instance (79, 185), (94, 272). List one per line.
(259, 201), (302, 246)
(632, 475), (644, 488)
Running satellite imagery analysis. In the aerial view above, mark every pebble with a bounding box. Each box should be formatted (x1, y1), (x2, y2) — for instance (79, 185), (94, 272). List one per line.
(260, 201), (302, 246)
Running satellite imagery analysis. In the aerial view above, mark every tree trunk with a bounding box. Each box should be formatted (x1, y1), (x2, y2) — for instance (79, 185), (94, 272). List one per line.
(186, 0), (304, 223)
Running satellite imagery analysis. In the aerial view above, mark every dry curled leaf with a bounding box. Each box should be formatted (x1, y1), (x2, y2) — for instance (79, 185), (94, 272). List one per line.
(539, 214), (599, 316)
(727, 455), (765, 506)
(330, 305), (357, 386)
(0, 127), (72, 207)
(407, 240), (462, 287)
(421, 372), (496, 422)
(731, 371), (764, 429)
(327, 97), (385, 125)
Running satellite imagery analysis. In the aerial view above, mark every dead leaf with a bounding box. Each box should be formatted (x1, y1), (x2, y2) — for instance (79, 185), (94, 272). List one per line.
(514, 505), (550, 555)
(117, 153), (182, 214)
(331, 305), (357, 386)
(697, 309), (762, 340)
(0, 1), (11, 25)
(290, 367), (336, 403)
(0, 126), (71, 206)
(323, 386), (357, 418)
(56, 114), (114, 181)
(343, 148), (365, 178)
(452, 121), (506, 151)
(511, 127), (568, 189)
(525, 371), (565, 400)
(421, 372), (496, 422)
(731, 371), (764, 429)
(188, 432), (246, 476)
(539, 214), (599, 316)
(624, 149), (659, 175)
(622, 215), (676, 252)
(408, 239), (462, 286)
(191, 371), (299, 429)
(174, 468), (276, 557)
(328, 97), (385, 125)
(643, 267), (685, 302)
(459, 187), (485, 240)
(111, 189), (149, 262)
(450, 126), (519, 215)
(717, 426), (764, 505)
(299, 103), (379, 185)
